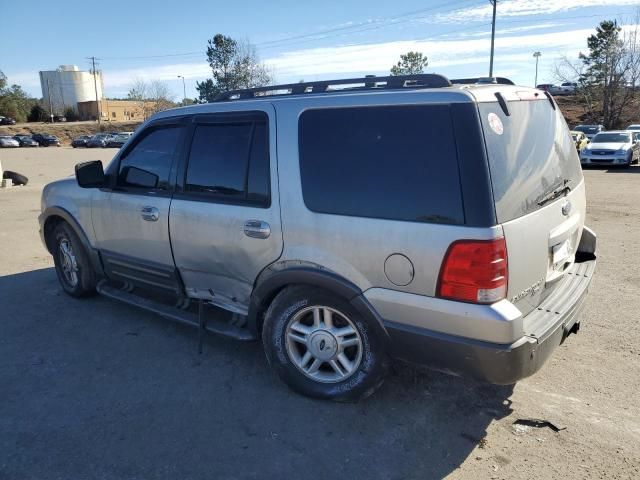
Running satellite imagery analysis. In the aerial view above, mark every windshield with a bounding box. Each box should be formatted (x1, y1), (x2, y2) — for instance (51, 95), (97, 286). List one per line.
(592, 133), (630, 143)
(480, 99), (583, 223)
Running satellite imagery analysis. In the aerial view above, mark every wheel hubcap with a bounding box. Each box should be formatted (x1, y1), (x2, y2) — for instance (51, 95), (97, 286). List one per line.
(58, 238), (79, 287)
(285, 306), (363, 383)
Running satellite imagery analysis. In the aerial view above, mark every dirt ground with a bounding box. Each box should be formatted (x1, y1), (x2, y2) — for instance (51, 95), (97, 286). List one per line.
(0, 147), (639, 479)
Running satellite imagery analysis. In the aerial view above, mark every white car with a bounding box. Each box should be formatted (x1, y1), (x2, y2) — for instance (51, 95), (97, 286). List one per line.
(626, 124), (640, 132)
(0, 135), (20, 148)
(580, 131), (640, 167)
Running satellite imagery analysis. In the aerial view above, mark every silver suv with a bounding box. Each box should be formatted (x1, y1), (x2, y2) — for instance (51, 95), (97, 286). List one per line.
(39, 75), (597, 401)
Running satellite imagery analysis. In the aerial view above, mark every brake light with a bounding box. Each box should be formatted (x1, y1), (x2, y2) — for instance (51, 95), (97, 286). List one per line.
(437, 238), (508, 304)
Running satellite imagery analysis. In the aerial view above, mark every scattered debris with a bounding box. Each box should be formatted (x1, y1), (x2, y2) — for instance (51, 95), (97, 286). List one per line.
(513, 418), (566, 432)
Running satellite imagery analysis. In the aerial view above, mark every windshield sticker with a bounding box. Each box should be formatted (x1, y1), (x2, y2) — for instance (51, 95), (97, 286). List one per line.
(487, 112), (503, 135)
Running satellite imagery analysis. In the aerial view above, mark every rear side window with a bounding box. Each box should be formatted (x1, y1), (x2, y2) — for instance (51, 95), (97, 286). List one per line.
(118, 126), (183, 190)
(298, 105), (464, 225)
(183, 119), (270, 207)
(479, 100), (583, 223)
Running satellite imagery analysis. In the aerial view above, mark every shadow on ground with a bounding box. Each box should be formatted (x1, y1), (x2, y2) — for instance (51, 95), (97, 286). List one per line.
(0, 268), (514, 480)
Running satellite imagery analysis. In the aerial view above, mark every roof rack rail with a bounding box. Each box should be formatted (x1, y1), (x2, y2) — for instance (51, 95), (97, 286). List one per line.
(214, 74), (452, 101)
(451, 77), (515, 85)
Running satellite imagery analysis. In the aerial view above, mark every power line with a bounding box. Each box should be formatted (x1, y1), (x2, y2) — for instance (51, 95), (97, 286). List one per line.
(96, 0), (484, 61)
(91, 7), (638, 66)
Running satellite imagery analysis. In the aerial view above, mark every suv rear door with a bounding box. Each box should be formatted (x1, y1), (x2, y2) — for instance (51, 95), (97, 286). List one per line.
(169, 107), (283, 314)
(477, 93), (585, 316)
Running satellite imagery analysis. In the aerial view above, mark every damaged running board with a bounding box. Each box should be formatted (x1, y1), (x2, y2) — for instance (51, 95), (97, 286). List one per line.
(96, 280), (255, 341)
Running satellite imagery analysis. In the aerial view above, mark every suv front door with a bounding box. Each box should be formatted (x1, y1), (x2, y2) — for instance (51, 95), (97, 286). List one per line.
(92, 119), (186, 293)
(169, 108), (283, 314)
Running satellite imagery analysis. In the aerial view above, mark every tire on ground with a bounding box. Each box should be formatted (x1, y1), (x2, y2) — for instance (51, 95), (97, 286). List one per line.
(51, 222), (97, 297)
(262, 285), (389, 401)
(3, 170), (28, 186)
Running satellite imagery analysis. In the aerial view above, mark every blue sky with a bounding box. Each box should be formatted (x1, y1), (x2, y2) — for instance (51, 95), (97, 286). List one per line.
(2, 0), (639, 100)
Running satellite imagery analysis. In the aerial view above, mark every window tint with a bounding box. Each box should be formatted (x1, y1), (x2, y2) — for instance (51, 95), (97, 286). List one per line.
(480, 100), (583, 223)
(298, 105), (464, 224)
(184, 120), (270, 206)
(118, 126), (182, 189)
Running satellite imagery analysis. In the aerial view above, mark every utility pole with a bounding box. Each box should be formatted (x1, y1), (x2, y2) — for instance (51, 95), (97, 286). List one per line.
(489, 0), (497, 78)
(89, 56), (101, 124)
(533, 51), (541, 86)
(177, 75), (186, 105)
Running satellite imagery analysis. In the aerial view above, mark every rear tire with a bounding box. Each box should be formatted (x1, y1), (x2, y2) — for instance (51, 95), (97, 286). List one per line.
(2, 170), (28, 186)
(51, 223), (96, 297)
(262, 285), (389, 401)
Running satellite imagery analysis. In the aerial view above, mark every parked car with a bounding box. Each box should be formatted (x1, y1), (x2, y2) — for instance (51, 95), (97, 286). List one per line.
(570, 131), (589, 152)
(573, 124), (605, 139)
(71, 135), (92, 148)
(0, 135), (20, 147)
(580, 131), (640, 167)
(105, 134), (130, 148)
(536, 84), (553, 92)
(31, 133), (61, 147)
(87, 134), (112, 148)
(0, 116), (17, 125)
(39, 74), (597, 401)
(13, 135), (39, 147)
(626, 124), (640, 132)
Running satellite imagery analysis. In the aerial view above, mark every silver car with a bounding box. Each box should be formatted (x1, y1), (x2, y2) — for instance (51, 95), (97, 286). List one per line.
(0, 135), (20, 148)
(39, 74), (597, 400)
(580, 131), (640, 167)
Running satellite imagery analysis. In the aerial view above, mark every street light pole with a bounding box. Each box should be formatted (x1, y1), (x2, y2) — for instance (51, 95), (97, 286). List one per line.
(533, 51), (541, 86)
(177, 75), (186, 105)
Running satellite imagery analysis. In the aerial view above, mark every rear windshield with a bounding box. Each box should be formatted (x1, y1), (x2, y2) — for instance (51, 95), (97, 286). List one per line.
(574, 125), (600, 134)
(479, 99), (583, 223)
(592, 133), (630, 143)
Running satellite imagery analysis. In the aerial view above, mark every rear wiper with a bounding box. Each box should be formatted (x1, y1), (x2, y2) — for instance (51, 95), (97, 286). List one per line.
(537, 179), (572, 207)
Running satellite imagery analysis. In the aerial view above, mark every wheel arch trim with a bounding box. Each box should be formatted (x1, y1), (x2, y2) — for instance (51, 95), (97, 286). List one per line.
(40, 206), (104, 276)
(248, 263), (389, 343)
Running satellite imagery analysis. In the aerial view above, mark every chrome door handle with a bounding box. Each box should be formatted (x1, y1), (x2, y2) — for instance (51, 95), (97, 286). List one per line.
(244, 220), (271, 239)
(141, 206), (159, 222)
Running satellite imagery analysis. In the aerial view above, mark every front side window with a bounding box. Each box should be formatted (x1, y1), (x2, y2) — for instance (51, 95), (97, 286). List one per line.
(117, 125), (183, 190)
(298, 105), (464, 224)
(183, 118), (270, 206)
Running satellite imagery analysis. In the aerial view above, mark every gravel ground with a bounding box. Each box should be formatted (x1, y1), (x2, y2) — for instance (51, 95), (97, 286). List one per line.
(1, 147), (639, 479)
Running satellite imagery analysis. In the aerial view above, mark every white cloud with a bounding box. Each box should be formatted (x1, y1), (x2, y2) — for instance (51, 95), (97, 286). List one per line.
(447, 22), (567, 38)
(436, 0), (639, 23)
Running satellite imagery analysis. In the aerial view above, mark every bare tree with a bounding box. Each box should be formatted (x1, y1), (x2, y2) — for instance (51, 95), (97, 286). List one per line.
(555, 11), (640, 128)
(147, 80), (175, 114)
(127, 78), (175, 119)
(127, 78), (148, 120)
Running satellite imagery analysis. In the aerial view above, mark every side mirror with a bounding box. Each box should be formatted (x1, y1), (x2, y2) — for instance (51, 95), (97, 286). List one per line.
(75, 161), (105, 188)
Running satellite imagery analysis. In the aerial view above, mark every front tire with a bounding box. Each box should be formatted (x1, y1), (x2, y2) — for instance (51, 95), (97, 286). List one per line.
(262, 285), (389, 401)
(51, 223), (96, 297)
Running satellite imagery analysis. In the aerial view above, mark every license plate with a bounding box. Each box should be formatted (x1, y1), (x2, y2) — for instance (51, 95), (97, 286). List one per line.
(552, 240), (572, 268)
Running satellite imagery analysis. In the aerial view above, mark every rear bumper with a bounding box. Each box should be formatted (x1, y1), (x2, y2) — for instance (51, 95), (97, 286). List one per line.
(383, 257), (596, 384)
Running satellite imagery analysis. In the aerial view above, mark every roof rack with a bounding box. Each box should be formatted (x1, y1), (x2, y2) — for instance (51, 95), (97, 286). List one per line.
(214, 74), (452, 101)
(451, 77), (515, 85)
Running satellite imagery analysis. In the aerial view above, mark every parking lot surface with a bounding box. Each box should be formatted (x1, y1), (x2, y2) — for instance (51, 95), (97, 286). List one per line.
(1, 148), (639, 479)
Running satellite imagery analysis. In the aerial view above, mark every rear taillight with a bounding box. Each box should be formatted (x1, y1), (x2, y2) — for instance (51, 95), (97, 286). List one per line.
(437, 238), (508, 304)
